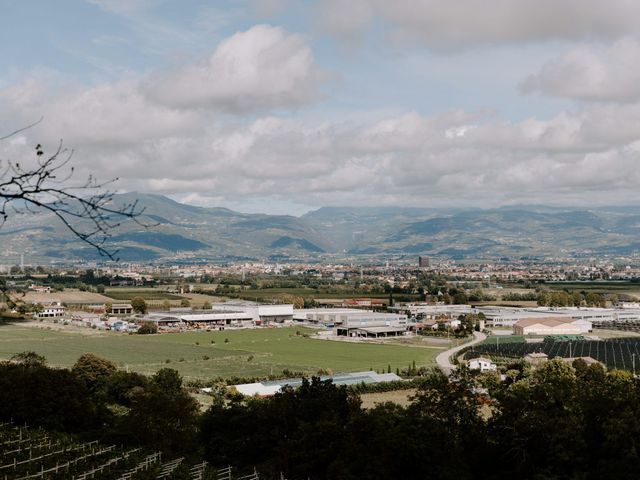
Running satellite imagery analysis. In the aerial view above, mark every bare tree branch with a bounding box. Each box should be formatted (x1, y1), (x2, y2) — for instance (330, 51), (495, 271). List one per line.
(0, 117), (44, 141)
(0, 124), (148, 261)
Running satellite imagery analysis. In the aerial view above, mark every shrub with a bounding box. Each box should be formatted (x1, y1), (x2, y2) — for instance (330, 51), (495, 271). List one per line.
(138, 321), (158, 335)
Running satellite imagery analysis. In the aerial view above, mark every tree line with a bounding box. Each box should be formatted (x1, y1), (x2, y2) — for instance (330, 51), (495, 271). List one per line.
(1, 353), (639, 479)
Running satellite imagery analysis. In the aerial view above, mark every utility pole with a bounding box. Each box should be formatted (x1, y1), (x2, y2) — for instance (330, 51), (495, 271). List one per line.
(633, 353), (636, 377)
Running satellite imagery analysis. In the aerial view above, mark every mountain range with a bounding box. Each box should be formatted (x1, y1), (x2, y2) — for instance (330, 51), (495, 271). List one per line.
(2, 192), (640, 263)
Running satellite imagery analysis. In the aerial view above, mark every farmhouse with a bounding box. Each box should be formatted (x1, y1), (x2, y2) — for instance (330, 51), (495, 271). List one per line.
(37, 302), (66, 318)
(468, 357), (497, 372)
(411, 317), (461, 332)
(29, 285), (51, 293)
(513, 317), (592, 336)
(524, 352), (549, 365)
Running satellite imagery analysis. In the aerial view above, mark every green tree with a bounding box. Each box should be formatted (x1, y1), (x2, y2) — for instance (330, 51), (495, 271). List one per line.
(137, 321), (158, 334)
(537, 292), (549, 306)
(104, 370), (148, 406)
(0, 362), (103, 431)
(125, 368), (198, 453)
(200, 377), (360, 479)
(131, 296), (147, 314)
(491, 359), (584, 477)
(452, 292), (468, 304)
(11, 351), (47, 367)
(180, 298), (191, 308)
(72, 353), (117, 392)
(571, 291), (583, 307)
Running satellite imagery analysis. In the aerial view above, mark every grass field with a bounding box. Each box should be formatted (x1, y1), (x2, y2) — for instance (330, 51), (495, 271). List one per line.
(543, 281), (640, 298)
(360, 389), (416, 409)
(20, 290), (114, 305)
(0, 323), (439, 381)
(230, 287), (421, 302)
(104, 289), (185, 301)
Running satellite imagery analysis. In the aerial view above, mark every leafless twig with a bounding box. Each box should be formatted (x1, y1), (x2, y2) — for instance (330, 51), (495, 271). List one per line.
(0, 124), (147, 261)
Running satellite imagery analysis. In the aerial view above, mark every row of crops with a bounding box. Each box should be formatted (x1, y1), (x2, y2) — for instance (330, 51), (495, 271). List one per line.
(0, 423), (262, 480)
(465, 337), (640, 372)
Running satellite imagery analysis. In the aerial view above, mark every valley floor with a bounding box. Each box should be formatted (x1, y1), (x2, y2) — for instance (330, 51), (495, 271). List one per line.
(0, 322), (439, 381)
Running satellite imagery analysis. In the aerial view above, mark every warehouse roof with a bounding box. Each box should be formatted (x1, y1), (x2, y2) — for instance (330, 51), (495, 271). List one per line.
(514, 317), (578, 328)
(233, 371), (403, 397)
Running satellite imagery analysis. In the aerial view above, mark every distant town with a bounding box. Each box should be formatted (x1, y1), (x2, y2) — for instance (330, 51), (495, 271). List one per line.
(4, 255), (640, 375)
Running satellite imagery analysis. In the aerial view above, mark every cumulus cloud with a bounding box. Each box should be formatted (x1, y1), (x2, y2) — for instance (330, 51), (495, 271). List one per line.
(521, 38), (640, 102)
(145, 24), (324, 112)
(5, 17), (640, 212)
(0, 78), (198, 147)
(315, 0), (640, 51)
(4, 70), (640, 210)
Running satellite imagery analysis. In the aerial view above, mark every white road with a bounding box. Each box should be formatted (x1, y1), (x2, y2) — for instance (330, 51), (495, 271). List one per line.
(435, 331), (487, 375)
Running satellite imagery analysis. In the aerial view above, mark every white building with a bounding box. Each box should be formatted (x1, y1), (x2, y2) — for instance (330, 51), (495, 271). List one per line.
(147, 302), (294, 329)
(294, 308), (372, 326)
(468, 357), (497, 372)
(37, 302), (66, 318)
(335, 312), (408, 337)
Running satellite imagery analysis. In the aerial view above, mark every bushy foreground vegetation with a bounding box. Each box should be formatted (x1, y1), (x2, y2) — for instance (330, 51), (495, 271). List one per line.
(2, 352), (640, 479)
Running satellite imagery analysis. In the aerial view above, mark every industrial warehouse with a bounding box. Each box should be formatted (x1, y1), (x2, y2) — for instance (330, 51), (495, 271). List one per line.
(146, 303), (294, 330)
(294, 308), (408, 338)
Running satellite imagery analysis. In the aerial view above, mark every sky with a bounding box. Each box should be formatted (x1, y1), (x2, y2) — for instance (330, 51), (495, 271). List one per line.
(2, 0), (640, 215)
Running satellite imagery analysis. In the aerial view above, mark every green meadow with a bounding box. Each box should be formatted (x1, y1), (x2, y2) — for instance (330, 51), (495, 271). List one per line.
(0, 324), (439, 381)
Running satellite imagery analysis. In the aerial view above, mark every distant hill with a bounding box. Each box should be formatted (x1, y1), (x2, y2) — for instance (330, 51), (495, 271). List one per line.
(3, 193), (640, 262)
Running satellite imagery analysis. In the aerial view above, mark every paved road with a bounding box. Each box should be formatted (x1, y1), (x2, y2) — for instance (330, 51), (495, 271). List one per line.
(435, 331), (487, 375)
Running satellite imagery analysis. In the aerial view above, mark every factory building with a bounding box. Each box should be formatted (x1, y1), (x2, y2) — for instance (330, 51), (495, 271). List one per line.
(513, 317), (592, 336)
(295, 308), (408, 337)
(147, 302), (294, 330)
(335, 312), (408, 338)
